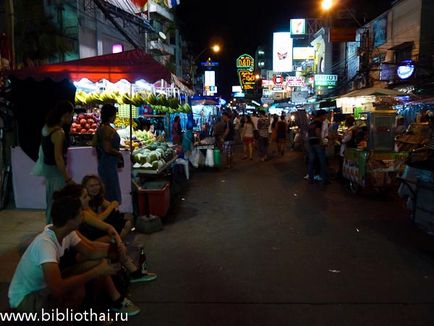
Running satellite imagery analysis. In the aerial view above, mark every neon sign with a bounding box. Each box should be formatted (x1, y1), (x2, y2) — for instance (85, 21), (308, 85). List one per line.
(236, 54), (254, 72)
(397, 60), (415, 79)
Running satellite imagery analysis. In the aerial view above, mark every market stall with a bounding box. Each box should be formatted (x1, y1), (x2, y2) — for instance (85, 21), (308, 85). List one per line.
(8, 49), (192, 213)
(342, 109), (409, 194)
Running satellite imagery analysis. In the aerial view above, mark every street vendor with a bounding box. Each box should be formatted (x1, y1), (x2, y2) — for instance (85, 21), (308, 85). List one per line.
(337, 116), (356, 179)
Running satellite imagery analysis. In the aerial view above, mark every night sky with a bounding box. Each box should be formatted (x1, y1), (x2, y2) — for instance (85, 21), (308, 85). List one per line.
(175, 0), (393, 99)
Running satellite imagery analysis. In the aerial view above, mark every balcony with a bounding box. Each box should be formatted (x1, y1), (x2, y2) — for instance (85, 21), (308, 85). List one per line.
(148, 1), (174, 22)
(149, 40), (175, 56)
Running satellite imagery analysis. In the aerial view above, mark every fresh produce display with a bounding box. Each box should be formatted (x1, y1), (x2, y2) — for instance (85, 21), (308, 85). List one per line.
(114, 117), (138, 129)
(70, 113), (100, 134)
(132, 142), (176, 170)
(75, 90), (192, 114)
(133, 130), (156, 144)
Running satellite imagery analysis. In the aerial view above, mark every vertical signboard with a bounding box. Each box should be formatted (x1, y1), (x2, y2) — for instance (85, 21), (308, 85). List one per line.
(290, 19), (306, 35)
(273, 32), (293, 72)
(373, 16), (387, 47)
(236, 54), (256, 91)
(204, 71), (215, 87)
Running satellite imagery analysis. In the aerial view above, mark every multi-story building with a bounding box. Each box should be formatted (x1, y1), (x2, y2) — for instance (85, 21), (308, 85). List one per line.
(0, 0), (189, 78)
(346, 0), (434, 92)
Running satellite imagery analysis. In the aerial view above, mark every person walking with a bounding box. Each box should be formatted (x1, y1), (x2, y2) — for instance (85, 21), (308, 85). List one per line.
(241, 115), (255, 160)
(307, 110), (329, 184)
(276, 114), (288, 156)
(257, 111), (270, 161)
(93, 104), (123, 203)
(270, 115), (279, 155)
(212, 116), (225, 151)
(222, 111), (235, 168)
(39, 100), (74, 224)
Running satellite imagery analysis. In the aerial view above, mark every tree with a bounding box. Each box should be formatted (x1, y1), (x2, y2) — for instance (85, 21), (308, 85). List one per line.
(14, 0), (72, 67)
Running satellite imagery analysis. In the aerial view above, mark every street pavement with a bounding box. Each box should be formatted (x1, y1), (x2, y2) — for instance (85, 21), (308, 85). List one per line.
(1, 150), (434, 325)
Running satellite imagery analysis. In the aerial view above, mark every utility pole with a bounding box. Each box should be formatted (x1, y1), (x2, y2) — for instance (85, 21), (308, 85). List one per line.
(6, 0), (15, 69)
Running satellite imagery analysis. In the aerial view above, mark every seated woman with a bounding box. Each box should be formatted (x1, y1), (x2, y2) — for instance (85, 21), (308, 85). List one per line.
(81, 175), (132, 241)
(55, 184), (157, 283)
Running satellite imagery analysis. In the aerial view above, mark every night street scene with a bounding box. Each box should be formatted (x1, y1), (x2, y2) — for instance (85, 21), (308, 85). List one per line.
(0, 0), (434, 325)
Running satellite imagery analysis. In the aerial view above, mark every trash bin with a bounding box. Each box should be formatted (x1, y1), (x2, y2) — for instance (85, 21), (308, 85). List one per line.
(213, 149), (221, 167)
(135, 181), (171, 217)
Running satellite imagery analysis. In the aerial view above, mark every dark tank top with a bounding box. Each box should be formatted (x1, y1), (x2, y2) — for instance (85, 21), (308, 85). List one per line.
(41, 128), (67, 166)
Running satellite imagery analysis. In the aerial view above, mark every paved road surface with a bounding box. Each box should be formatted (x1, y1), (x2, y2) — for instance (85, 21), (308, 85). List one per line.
(125, 151), (434, 326)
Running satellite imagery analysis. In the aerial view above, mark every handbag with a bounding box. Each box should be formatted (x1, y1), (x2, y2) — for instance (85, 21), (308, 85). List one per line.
(30, 145), (45, 176)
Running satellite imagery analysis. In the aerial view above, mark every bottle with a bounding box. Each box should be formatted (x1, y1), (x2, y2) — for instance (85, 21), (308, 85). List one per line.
(138, 247), (148, 274)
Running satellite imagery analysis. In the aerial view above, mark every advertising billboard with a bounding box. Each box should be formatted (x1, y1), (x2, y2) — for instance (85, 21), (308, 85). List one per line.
(293, 47), (315, 60)
(314, 74), (338, 87)
(236, 54), (255, 72)
(373, 16), (387, 48)
(204, 71), (215, 87)
(290, 19), (306, 35)
(273, 32), (293, 73)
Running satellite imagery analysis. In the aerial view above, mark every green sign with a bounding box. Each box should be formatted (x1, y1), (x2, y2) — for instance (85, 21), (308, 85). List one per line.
(314, 74), (338, 87)
(290, 19), (306, 35)
(236, 54), (254, 72)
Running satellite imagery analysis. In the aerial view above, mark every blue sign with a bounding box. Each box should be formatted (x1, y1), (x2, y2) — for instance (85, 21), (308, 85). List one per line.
(397, 60), (415, 79)
(201, 61), (219, 67)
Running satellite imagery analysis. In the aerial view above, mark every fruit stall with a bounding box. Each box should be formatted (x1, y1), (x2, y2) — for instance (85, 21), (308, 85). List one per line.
(8, 49), (193, 213)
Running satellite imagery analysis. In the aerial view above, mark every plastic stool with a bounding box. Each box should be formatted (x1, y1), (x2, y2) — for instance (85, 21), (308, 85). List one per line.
(175, 158), (189, 180)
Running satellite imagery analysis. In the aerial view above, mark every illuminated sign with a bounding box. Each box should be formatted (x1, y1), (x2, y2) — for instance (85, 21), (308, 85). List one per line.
(314, 74), (338, 87)
(232, 85), (242, 93)
(112, 44), (123, 53)
(397, 60), (415, 79)
(286, 76), (305, 87)
(236, 54), (255, 71)
(238, 70), (256, 91)
(204, 71), (215, 87)
(273, 32), (293, 72)
(293, 47), (315, 60)
(290, 19), (306, 35)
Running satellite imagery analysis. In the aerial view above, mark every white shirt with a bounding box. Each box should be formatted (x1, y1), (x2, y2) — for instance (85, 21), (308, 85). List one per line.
(8, 225), (81, 308)
(339, 127), (354, 157)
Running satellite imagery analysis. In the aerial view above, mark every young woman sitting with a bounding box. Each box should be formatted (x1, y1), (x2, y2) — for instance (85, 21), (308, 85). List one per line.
(81, 175), (132, 241)
(55, 184), (157, 283)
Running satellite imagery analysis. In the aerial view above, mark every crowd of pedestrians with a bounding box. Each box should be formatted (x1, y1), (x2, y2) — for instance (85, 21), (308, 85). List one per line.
(207, 108), (372, 187)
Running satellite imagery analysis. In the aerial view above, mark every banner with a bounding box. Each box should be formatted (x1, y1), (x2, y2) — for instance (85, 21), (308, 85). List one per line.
(273, 32), (293, 72)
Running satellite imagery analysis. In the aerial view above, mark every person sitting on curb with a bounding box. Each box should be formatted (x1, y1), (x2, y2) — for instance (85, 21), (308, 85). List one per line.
(8, 196), (140, 316)
(81, 175), (133, 241)
(55, 184), (157, 283)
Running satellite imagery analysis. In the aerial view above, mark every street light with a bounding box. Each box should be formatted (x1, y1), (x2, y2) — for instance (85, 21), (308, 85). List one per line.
(190, 44), (221, 93)
(321, 0), (333, 11)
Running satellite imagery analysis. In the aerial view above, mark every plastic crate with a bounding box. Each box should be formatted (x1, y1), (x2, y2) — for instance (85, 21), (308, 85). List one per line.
(135, 181), (170, 217)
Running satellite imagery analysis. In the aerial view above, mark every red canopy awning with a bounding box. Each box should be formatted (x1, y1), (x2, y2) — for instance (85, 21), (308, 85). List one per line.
(9, 49), (172, 84)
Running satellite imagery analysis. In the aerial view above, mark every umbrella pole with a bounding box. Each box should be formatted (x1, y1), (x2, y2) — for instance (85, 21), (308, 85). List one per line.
(129, 83), (133, 154)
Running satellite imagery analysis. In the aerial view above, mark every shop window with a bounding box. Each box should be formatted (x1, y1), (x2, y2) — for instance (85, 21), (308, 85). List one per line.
(395, 47), (412, 63)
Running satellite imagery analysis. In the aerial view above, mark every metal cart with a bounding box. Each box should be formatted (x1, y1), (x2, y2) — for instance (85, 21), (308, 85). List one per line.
(343, 110), (409, 193)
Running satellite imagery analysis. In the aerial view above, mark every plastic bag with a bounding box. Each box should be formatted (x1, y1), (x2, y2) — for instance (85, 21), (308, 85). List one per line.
(205, 148), (214, 167)
(30, 145), (45, 176)
(190, 149), (200, 168)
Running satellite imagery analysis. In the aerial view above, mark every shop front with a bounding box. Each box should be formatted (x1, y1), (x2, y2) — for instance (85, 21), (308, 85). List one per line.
(8, 49), (192, 213)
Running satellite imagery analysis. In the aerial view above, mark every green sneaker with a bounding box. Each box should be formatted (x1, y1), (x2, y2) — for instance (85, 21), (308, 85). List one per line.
(110, 297), (140, 316)
(130, 271), (158, 283)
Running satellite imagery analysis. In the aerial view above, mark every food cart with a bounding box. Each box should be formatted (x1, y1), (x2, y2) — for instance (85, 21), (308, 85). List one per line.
(342, 109), (409, 194)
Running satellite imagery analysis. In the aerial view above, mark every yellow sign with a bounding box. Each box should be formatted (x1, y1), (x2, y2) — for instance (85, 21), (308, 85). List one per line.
(236, 54), (254, 72)
(238, 70), (256, 90)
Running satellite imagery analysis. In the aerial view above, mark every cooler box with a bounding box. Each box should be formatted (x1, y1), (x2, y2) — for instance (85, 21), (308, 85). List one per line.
(135, 181), (170, 217)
